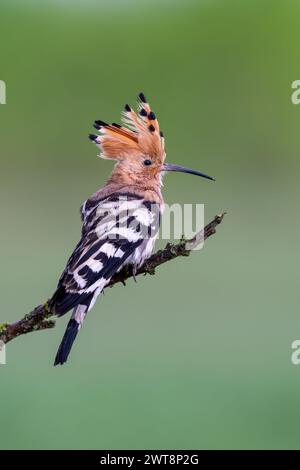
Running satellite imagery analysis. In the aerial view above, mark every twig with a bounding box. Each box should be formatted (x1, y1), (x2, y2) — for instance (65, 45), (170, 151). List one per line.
(0, 212), (226, 344)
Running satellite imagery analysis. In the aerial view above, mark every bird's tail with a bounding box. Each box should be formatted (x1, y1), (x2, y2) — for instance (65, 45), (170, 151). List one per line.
(54, 305), (87, 366)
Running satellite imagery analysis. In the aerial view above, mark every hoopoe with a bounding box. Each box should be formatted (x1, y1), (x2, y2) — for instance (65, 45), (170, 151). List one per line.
(50, 92), (214, 365)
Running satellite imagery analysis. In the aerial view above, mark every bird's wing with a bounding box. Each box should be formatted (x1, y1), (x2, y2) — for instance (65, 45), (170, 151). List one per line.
(50, 193), (159, 316)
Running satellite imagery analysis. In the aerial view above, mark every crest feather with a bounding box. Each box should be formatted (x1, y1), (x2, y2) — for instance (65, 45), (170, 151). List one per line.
(89, 93), (164, 160)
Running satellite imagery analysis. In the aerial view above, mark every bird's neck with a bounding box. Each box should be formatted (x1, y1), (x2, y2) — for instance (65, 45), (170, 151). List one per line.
(105, 166), (163, 203)
(89, 173), (163, 206)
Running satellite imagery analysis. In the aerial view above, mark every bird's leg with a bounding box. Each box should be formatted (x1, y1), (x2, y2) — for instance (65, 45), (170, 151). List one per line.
(132, 265), (137, 283)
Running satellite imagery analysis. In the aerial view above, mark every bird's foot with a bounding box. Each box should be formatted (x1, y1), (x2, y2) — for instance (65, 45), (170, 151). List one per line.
(132, 265), (137, 283)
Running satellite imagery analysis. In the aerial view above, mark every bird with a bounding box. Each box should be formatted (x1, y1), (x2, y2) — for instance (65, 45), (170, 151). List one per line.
(49, 92), (215, 365)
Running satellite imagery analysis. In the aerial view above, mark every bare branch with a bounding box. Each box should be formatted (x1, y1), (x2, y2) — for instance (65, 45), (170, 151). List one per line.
(0, 212), (226, 344)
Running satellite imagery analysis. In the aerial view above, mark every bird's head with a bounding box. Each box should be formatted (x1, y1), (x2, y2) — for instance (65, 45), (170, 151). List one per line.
(89, 92), (215, 186)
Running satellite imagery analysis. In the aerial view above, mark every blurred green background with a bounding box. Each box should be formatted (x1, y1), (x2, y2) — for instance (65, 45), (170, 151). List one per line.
(1, 0), (300, 450)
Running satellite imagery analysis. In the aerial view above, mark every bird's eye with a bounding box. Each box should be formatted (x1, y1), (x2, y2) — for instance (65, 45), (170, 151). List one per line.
(143, 159), (152, 166)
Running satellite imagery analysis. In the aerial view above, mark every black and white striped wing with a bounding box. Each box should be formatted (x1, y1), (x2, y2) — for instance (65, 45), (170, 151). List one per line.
(50, 194), (159, 316)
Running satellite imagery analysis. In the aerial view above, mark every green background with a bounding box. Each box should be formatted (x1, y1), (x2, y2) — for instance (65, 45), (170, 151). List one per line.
(1, 0), (300, 450)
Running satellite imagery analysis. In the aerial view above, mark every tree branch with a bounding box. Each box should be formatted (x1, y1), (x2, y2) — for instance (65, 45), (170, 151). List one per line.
(0, 212), (226, 344)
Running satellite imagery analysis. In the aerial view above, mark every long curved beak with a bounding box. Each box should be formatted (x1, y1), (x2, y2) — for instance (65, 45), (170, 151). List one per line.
(162, 163), (215, 181)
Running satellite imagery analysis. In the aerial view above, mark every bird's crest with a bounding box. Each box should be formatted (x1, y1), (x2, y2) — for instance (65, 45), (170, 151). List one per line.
(89, 92), (165, 162)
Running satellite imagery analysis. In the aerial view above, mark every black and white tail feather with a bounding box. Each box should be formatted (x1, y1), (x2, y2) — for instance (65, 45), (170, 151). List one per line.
(50, 193), (160, 365)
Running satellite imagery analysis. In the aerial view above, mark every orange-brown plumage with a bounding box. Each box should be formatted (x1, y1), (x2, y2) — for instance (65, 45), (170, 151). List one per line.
(90, 92), (166, 204)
